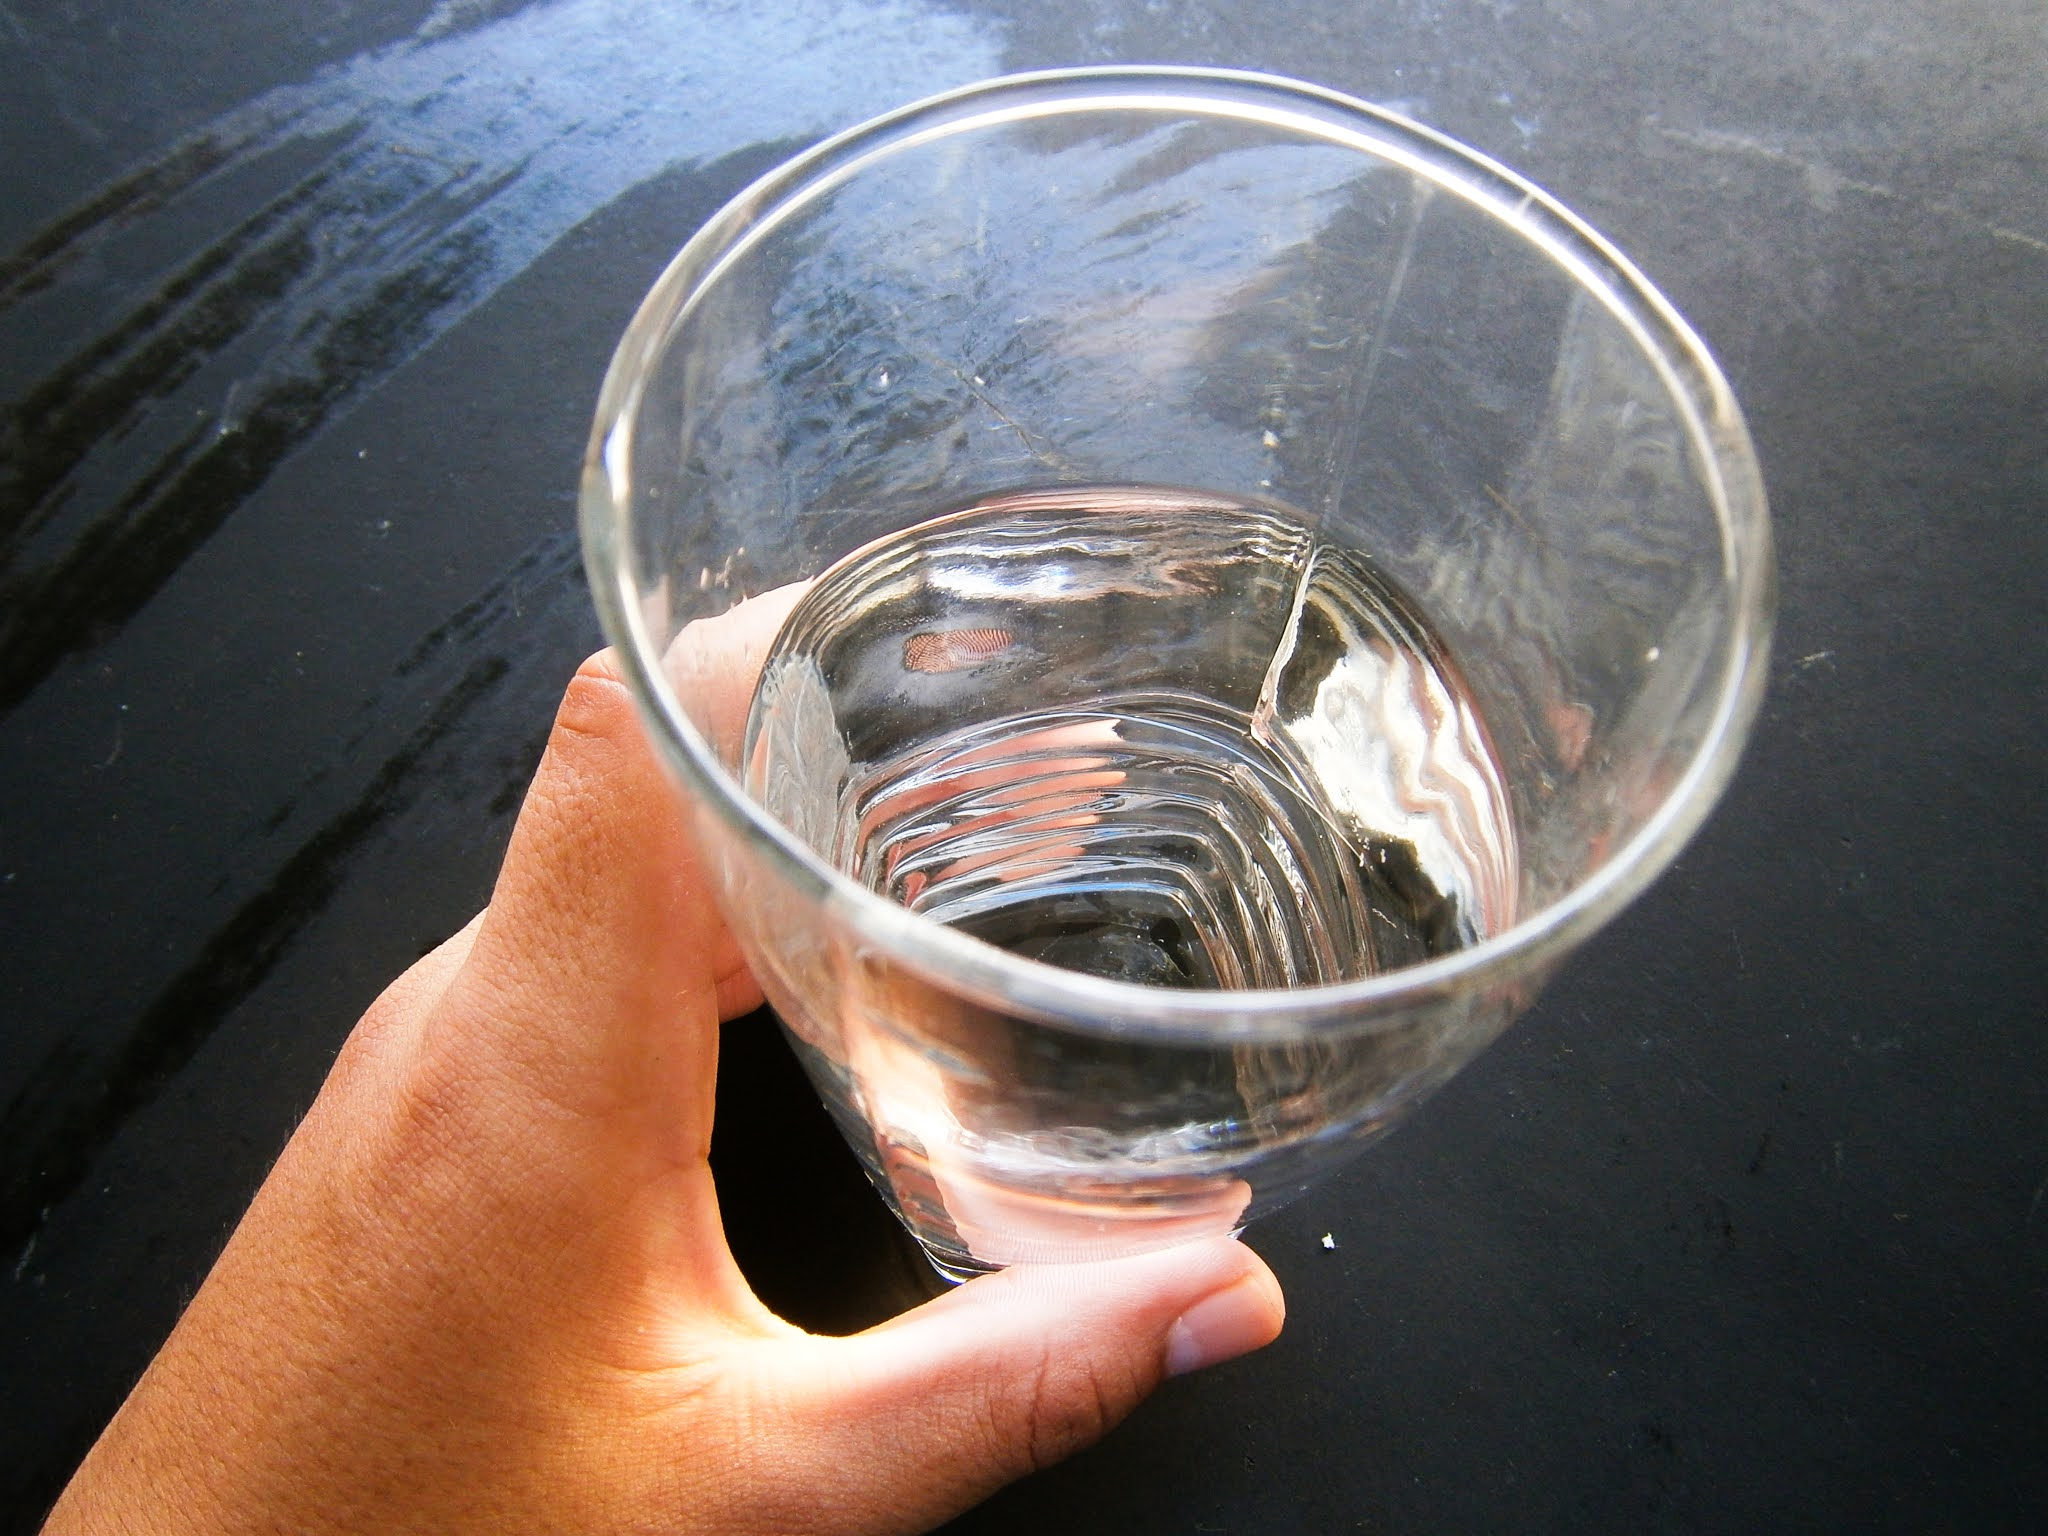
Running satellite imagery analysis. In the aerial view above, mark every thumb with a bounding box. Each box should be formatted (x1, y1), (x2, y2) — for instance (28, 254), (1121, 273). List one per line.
(768, 1240), (1284, 1531)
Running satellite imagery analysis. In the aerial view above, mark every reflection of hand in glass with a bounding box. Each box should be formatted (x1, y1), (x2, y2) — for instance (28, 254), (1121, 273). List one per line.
(835, 936), (1256, 1276)
(665, 579), (815, 766)
(46, 630), (1283, 1536)
(937, 1144), (1257, 1271)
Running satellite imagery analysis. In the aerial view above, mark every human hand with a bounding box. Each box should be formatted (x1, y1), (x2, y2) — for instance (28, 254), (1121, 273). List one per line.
(45, 615), (1285, 1535)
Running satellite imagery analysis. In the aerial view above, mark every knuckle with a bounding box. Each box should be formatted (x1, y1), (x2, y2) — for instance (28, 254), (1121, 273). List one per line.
(551, 650), (634, 747)
(575, 645), (623, 684)
(1003, 1347), (1129, 1475)
(357, 1042), (495, 1221)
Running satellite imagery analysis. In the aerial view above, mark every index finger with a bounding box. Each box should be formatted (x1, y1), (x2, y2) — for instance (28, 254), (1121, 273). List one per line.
(662, 581), (812, 769)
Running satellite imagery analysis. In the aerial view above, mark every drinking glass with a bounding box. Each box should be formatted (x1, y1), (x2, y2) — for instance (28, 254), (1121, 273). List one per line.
(580, 68), (1773, 1280)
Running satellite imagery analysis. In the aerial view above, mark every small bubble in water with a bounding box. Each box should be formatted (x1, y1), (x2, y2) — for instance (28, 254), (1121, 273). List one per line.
(868, 365), (893, 392)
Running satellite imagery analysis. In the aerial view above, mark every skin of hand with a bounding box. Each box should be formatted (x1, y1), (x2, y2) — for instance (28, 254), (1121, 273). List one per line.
(43, 639), (1286, 1536)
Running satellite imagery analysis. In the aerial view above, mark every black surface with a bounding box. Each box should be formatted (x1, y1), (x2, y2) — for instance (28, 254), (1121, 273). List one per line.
(3, 2), (2043, 1530)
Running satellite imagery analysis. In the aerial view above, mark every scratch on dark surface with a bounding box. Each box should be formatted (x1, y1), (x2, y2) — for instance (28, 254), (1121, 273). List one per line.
(1656, 125), (2048, 255)
(0, 225), (493, 714)
(916, 343), (1076, 474)
(0, 135), (250, 304)
(392, 531), (582, 682)
(93, 707), (125, 770)
(0, 151), (342, 545)
(0, 0), (999, 720)
(256, 530), (581, 838)
(0, 650), (513, 1257)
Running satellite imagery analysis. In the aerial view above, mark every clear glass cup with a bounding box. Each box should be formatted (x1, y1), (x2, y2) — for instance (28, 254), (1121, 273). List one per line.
(580, 68), (1773, 1281)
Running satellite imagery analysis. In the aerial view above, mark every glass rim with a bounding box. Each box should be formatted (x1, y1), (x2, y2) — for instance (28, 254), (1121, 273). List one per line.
(581, 65), (1775, 1042)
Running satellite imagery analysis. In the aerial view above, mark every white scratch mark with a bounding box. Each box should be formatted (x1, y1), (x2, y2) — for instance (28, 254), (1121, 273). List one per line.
(94, 705), (127, 770)
(1658, 126), (2048, 254)
(216, 380), (244, 438)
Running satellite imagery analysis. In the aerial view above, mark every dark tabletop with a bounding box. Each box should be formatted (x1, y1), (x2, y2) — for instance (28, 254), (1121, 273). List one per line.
(3, 1), (2042, 1530)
